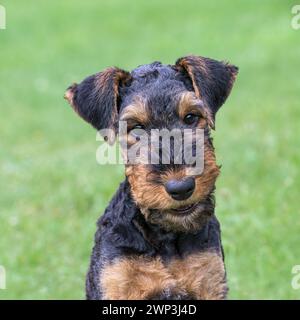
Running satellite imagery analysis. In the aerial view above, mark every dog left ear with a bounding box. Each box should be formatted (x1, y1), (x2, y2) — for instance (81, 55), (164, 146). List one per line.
(175, 55), (238, 119)
(64, 67), (131, 141)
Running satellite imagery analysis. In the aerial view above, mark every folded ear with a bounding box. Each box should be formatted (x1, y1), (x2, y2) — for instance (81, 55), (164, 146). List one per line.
(175, 55), (238, 118)
(64, 67), (131, 133)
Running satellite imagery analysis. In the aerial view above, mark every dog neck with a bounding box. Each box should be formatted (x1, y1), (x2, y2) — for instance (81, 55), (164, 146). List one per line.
(99, 178), (221, 259)
(131, 190), (220, 259)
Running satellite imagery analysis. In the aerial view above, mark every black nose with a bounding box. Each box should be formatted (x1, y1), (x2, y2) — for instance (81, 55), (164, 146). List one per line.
(165, 177), (195, 201)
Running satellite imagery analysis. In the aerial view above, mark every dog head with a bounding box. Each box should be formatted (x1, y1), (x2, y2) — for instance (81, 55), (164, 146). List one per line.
(65, 55), (238, 232)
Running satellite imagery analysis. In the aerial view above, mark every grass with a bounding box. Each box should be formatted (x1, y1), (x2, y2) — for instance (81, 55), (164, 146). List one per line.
(0, 0), (299, 299)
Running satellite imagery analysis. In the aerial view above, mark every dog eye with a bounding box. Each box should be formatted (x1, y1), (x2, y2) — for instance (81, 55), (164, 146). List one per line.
(183, 113), (200, 125)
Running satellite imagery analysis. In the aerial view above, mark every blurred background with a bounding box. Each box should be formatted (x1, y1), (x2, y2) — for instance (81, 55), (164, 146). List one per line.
(0, 0), (299, 299)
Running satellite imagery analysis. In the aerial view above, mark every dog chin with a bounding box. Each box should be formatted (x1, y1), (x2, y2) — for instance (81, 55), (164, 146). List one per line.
(142, 201), (213, 233)
(168, 201), (202, 216)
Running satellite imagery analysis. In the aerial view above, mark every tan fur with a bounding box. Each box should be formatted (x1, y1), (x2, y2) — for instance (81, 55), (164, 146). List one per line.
(64, 83), (82, 119)
(169, 251), (227, 300)
(126, 164), (171, 210)
(126, 140), (219, 211)
(120, 97), (150, 148)
(95, 67), (131, 133)
(120, 96), (149, 125)
(178, 92), (214, 129)
(101, 256), (179, 300)
(176, 57), (209, 98)
(65, 68), (131, 144)
(101, 252), (226, 300)
(95, 67), (131, 93)
(64, 83), (76, 105)
(193, 142), (219, 200)
(176, 56), (238, 114)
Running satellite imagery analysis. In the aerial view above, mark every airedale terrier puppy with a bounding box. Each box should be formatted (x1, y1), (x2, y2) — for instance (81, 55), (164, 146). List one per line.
(65, 55), (238, 300)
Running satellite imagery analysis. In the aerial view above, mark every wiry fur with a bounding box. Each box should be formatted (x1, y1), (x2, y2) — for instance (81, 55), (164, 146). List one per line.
(65, 55), (238, 300)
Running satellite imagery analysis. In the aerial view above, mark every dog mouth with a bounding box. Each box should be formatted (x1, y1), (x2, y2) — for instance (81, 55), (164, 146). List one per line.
(145, 198), (214, 233)
(169, 202), (200, 216)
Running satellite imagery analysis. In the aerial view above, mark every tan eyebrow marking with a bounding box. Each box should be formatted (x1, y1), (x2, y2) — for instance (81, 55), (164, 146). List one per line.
(177, 92), (214, 129)
(177, 92), (203, 119)
(120, 96), (149, 124)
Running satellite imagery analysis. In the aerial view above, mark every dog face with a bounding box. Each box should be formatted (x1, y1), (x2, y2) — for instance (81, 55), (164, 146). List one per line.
(65, 56), (238, 232)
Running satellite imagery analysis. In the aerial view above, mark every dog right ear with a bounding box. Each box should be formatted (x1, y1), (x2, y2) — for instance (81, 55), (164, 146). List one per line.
(175, 55), (238, 120)
(64, 67), (131, 136)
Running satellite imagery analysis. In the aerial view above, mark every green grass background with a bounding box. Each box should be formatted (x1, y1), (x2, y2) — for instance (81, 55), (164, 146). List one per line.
(0, 0), (299, 299)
